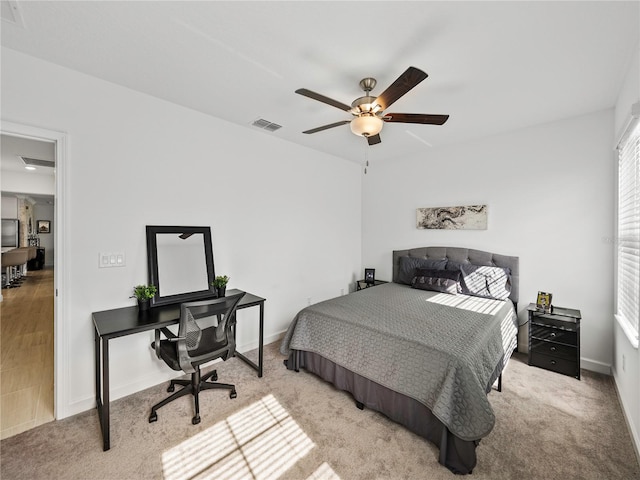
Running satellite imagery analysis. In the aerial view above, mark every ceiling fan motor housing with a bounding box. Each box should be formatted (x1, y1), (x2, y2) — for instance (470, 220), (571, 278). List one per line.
(351, 96), (379, 115)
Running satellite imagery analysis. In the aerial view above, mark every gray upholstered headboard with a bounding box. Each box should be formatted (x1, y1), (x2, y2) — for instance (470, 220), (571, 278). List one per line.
(392, 246), (519, 305)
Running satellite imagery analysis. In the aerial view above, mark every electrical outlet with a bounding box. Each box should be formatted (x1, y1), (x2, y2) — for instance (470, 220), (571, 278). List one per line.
(622, 354), (626, 372)
(341, 288), (345, 296)
(307, 297), (311, 306)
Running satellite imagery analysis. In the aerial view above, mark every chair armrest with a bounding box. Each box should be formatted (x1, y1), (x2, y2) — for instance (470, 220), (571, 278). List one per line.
(154, 327), (185, 358)
(162, 327), (185, 343)
(154, 329), (162, 358)
(160, 327), (178, 339)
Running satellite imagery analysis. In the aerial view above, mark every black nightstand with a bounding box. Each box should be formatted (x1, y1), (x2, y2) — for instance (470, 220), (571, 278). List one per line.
(527, 303), (581, 379)
(356, 279), (388, 291)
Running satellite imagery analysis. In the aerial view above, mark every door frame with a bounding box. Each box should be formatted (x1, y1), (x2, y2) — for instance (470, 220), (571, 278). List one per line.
(1, 120), (68, 420)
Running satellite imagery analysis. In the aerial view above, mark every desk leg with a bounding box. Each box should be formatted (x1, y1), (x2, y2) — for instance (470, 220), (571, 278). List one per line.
(102, 338), (110, 450)
(95, 333), (111, 451)
(94, 328), (100, 413)
(233, 301), (265, 378)
(258, 302), (264, 378)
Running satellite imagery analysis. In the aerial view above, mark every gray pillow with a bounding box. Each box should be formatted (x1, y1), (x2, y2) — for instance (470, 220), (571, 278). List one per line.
(445, 260), (463, 271)
(397, 256), (447, 285)
(412, 268), (461, 295)
(459, 264), (511, 300)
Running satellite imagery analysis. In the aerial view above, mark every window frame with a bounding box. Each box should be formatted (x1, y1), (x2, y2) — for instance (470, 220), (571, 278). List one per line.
(615, 107), (640, 349)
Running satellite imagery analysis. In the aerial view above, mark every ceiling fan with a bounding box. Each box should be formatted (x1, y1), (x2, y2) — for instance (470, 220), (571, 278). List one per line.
(296, 66), (449, 146)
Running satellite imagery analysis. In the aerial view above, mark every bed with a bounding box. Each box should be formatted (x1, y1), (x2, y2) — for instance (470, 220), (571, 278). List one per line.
(280, 246), (519, 474)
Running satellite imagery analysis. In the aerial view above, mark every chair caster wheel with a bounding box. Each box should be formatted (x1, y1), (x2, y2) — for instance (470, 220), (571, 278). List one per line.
(230, 390), (237, 399)
(167, 385), (175, 392)
(212, 372), (218, 381)
(149, 412), (158, 423)
(192, 415), (201, 425)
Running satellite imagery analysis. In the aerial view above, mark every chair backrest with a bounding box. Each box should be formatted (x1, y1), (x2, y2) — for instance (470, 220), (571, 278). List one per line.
(177, 292), (245, 373)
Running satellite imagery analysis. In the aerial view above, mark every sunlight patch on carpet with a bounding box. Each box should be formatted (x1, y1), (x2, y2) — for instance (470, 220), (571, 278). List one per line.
(306, 462), (341, 480)
(162, 394), (315, 479)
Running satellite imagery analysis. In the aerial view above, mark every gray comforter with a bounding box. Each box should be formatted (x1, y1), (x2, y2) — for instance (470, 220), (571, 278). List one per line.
(280, 282), (518, 441)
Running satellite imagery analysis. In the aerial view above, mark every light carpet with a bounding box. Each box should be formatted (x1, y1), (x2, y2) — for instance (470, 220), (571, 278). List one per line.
(1, 342), (638, 480)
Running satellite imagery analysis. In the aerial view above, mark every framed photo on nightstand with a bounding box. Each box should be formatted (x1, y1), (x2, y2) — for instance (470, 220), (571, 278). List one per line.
(536, 291), (553, 313)
(364, 268), (375, 284)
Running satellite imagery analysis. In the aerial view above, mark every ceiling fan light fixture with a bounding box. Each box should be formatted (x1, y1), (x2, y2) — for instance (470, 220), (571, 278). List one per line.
(350, 115), (383, 137)
(296, 67), (448, 146)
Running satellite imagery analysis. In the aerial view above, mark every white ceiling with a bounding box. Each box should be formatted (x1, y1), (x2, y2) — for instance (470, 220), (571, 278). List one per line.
(1, 134), (55, 205)
(1, 1), (638, 165)
(1, 134), (55, 173)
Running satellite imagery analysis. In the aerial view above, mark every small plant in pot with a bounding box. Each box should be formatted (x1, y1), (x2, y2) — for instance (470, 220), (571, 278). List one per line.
(131, 284), (157, 311)
(212, 275), (229, 298)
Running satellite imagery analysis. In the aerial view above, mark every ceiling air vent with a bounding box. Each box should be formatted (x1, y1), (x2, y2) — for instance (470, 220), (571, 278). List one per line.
(19, 156), (55, 168)
(251, 118), (282, 132)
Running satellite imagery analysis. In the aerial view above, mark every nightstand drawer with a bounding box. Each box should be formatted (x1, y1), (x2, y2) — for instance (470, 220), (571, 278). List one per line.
(530, 324), (577, 346)
(530, 352), (578, 377)
(530, 339), (576, 361)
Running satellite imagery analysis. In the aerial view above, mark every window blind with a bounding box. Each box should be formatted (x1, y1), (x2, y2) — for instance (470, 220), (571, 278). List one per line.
(617, 117), (640, 347)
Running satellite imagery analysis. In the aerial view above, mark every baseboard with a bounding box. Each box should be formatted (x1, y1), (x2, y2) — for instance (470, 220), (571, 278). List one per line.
(237, 330), (285, 354)
(64, 330), (288, 418)
(612, 367), (640, 468)
(580, 356), (611, 375)
(65, 368), (180, 418)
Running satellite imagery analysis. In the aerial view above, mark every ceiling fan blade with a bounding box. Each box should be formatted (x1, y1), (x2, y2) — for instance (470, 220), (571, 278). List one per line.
(375, 67), (428, 111)
(295, 88), (352, 112)
(302, 120), (350, 134)
(383, 113), (449, 125)
(367, 134), (382, 146)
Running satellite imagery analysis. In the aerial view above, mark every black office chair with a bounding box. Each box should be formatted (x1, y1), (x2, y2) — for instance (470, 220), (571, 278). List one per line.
(149, 292), (245, 425)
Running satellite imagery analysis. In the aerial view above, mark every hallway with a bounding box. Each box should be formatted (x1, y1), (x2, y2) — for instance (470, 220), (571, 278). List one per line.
(0, 268), (54, 439)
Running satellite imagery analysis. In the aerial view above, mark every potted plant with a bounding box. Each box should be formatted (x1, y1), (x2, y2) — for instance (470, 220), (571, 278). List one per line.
(212, 275), (229, 298)
(132, 284), (157, 311)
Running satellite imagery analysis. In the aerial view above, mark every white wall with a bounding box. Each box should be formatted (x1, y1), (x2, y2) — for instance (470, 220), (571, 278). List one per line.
(613, 40), (640, 461)
(362, 109), (614, 373)
(1, 47), (362, 417)
(1, 195), (17, 217)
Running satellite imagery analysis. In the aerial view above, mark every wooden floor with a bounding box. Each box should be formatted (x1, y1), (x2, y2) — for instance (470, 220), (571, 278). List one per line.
(0, 267), (55, 440)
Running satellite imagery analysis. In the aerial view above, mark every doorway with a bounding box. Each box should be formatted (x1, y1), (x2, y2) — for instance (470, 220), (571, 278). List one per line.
(0, 122), (67, 437)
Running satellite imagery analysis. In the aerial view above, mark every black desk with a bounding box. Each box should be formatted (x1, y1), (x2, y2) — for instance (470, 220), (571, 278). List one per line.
(93, 289), (265, 451)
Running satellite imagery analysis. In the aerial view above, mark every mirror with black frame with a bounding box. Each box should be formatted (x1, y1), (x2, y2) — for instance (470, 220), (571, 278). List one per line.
(146, 225), (216, 307)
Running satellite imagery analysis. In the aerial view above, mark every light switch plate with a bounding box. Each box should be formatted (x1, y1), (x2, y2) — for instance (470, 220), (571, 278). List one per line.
(99, 252), (125, 268)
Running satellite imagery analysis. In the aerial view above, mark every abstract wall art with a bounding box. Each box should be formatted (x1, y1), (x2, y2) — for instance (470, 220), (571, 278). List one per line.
(416, 205), (487, 230)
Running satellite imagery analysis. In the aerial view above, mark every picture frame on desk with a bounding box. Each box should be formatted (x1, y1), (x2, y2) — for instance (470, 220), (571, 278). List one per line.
(536, 291), (553, 313)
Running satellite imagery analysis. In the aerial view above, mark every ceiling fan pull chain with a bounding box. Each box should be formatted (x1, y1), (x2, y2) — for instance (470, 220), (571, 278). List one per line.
(364, 141), (369, 174)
